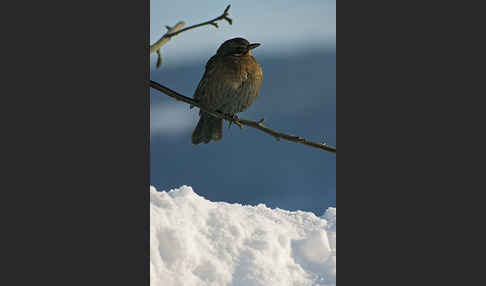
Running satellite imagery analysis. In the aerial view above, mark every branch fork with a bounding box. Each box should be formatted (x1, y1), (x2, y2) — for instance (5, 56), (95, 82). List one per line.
(150, 5), (233, 68)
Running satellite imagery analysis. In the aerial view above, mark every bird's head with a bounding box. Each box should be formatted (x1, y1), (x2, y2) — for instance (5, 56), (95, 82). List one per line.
(216, 37), (261, 57)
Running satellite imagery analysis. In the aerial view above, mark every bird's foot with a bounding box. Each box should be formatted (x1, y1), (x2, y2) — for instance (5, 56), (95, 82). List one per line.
(228, 114), (243, 129)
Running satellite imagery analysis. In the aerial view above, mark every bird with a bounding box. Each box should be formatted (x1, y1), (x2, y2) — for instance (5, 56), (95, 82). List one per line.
(191, 37), (263, 145)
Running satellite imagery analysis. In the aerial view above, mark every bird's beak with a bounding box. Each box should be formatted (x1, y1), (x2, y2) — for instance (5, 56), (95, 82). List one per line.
(248, 43), (261, 50)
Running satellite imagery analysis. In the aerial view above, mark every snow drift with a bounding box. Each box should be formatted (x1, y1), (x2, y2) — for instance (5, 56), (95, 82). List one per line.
(150, 186), (336, 286)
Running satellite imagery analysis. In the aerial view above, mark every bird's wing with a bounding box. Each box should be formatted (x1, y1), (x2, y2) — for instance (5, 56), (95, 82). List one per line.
(192, 55), (218, 104)
(192, 55), (246, 111)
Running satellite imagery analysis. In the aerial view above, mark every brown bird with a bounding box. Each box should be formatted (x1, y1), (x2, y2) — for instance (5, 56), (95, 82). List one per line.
(191, 37), (263, 144)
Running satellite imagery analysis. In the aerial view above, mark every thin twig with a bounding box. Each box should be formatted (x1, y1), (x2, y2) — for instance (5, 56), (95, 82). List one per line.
(150, 5), (232, 64)
(149, 80), (336, 154)
(165, 5), (232, 38)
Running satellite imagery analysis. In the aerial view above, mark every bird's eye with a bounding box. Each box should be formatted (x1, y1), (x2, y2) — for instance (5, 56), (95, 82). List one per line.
(234, 47), (247, 54)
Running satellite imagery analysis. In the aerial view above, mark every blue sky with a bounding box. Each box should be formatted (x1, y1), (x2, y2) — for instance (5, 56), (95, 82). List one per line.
(151, 0), (336, 67)
(150, 1), (336, 214)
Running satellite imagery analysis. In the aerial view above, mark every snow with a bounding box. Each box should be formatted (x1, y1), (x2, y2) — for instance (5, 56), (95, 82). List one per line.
(150, 186), (336, 286)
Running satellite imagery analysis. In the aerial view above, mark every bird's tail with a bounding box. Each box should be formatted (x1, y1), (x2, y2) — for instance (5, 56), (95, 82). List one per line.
(191, 113), (223, 144)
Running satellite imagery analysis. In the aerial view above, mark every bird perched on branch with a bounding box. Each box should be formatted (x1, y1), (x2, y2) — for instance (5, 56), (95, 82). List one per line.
(191, 37), (263, 144)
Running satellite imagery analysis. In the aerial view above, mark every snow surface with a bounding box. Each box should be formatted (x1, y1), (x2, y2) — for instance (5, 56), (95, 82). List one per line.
(150, 186), (336, 286)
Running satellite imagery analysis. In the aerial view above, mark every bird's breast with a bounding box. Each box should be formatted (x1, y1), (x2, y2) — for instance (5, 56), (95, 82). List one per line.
(216, 56), (262, 114)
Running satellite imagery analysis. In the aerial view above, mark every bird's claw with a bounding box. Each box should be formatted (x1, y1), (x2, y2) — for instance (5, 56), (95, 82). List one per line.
(228, 114), (243, 129)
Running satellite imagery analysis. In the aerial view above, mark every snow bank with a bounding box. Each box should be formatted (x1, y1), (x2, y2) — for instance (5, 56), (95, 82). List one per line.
(150, 186), (336, 286)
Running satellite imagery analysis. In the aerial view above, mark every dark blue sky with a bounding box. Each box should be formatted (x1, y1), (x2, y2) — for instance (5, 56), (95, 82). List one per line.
(150, 50), (335, 215)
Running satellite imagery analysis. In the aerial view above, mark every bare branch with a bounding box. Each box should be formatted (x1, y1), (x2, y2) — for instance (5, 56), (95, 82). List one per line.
(149, 5), (232, 61)
(163, 5), (232, 38)
(150, 21), (185, 54)
(150, 80), (336, 154)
